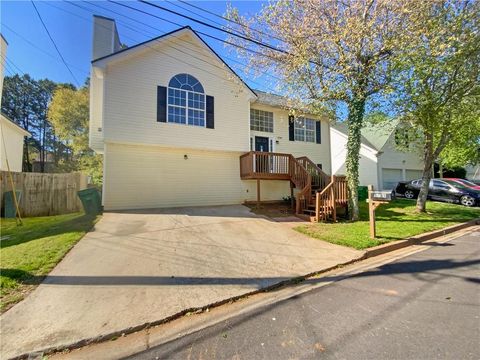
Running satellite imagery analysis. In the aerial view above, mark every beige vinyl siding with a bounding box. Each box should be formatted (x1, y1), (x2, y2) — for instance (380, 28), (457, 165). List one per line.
(250, 104), (332, 173)
(103, 143), (291, 210)
(89, 70), (104, 152)
(377, 133), (423, 189)
(405, 169), (423, 181)
(330, 128), (379, 188)
(102, 32), (251, 153)
(0, 117), (27, 172)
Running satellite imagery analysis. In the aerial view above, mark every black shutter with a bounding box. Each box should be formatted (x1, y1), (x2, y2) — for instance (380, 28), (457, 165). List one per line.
(288, 115), (295, 141)
(315, 121), (321, 144)
(157, 86), (167, 122)
(206, 95), (214, 129)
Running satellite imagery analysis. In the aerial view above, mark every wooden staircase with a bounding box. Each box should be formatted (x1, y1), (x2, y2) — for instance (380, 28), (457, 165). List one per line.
(239, 151), (348, 222)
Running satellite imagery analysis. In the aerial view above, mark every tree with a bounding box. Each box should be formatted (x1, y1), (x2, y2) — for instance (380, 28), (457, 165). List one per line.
(48, 86), (103, 184)
(394, 0), (480, 212)
(437, 98), (480, 169)
(226, 0), (417, 220)
(2, 74), (40, 171)
(1, 75), (78, 172)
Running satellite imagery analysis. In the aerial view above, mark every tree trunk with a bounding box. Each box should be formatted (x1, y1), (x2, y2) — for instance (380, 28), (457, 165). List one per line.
(416, 132), (434, 212)
(345, 97), (366, 221)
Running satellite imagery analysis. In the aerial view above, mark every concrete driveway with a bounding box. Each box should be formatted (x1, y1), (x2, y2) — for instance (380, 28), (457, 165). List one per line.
(1, 205), (363, 359)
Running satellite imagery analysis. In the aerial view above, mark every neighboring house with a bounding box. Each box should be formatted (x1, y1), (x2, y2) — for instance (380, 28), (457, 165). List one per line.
(466, 165), (479, 181)
(0, 113), (30, 172)
(330, 122), (424, 190)
(0, 34), (30, 172)
(89, 17), (336, 218)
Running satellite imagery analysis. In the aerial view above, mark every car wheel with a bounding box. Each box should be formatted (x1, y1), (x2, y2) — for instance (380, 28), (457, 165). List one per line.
(460, 195), (475, 207)
(404, 190), (416, 199)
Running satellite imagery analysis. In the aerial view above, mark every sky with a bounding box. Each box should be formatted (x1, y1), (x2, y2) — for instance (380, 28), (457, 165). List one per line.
(1, 0), (277, 92)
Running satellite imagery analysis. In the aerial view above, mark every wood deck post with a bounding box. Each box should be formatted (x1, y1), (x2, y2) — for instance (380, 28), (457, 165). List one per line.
(332, 175), (337, 222)
(290, 181), (294, 209)
(368, 184), (376, 238)
(257, 179), (261, 208)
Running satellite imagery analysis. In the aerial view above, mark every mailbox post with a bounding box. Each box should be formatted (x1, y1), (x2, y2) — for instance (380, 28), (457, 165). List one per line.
(367, 185), (394, 238)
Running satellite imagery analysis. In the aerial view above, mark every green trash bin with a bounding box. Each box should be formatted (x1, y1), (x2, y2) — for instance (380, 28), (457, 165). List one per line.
(77, 188), (102, 215)
(4, 190), (22, 218)
(358, 186), (368, 201)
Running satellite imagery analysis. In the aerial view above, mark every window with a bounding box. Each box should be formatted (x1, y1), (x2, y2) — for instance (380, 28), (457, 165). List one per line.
(432, 179), (450, 189)
(250, 109), (273, 132)
(295, 117), (315, 142)
(167, 73), (205, 127)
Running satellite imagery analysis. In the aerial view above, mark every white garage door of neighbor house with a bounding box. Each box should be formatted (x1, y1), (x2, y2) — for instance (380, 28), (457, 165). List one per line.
(382, 168), (402, 190)
(405, 169), (423, 181)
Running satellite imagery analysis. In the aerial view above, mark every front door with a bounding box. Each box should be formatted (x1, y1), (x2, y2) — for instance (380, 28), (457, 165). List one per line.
(255, 136), (269, 152)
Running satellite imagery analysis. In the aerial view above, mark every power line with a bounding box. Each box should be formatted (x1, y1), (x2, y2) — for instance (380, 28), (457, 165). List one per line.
(59, 0), (274, 91)
(80, 1), (282, 84)
(1, 24), (89, 76)
(177, 0), (285, 43)
(107, 1), (279, 63)
(165, 0), (227, 29)
(1, 54), (24, 75)
(30, 0), (80, 87)
(137, 0), (289, 57)
(102, 1), (282, 82)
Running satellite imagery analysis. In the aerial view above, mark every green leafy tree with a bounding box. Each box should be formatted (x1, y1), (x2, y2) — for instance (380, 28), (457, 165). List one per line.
(394, 0), (480, 212)
(1, 75), (63, 172)
(48, 86), (103, 184)
(226, 0), (419, 220)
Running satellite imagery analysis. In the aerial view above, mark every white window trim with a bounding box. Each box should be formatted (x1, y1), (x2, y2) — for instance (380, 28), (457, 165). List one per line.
(294, 117), (316, 143)
(167, 87), (206, 127)
(250, 109), (274, 133)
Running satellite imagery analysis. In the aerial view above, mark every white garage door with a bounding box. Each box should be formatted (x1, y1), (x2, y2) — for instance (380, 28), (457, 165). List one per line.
(405, 169), (423, 181)
(382, 168), (402, 190)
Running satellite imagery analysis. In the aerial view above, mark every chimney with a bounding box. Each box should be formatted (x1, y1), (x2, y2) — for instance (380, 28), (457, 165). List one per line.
(92, 15), (122, 60)
(1, 34), (8, 100)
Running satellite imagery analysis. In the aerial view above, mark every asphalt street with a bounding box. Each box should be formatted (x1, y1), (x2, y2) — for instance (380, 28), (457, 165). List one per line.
(128, 229), (480, 360)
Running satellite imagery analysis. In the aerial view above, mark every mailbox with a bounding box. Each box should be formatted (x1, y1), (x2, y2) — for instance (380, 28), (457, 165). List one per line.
(370, 190), (395, 202)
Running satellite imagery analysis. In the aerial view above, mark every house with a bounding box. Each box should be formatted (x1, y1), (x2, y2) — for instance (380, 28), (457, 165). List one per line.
(0, 34), (30, 172)
(89, 16), (346, 221)
(466, 165), (479, 181)
(330, 121), (424, 190)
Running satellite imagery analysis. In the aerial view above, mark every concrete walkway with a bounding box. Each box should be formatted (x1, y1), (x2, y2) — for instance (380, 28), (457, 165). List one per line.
(1, 205), (363, 359)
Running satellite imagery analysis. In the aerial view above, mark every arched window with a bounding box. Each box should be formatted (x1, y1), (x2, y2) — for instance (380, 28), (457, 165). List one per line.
(167, 73), (205, 127)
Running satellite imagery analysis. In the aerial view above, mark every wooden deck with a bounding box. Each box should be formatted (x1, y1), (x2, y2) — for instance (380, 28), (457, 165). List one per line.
(239, 151), (349, 222)
(239, 151), (292, 180)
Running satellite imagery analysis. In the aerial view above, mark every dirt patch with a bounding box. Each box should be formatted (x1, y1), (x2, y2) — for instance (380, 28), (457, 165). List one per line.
(246, 202), (294, 219)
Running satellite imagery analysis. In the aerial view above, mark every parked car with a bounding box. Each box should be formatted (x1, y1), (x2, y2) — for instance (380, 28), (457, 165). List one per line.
(443, 178), (480, 190)
(395, 178), (480, 207)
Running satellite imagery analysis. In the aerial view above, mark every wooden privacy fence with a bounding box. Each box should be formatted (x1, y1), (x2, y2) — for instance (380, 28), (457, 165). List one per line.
(0, 171), (88, 217)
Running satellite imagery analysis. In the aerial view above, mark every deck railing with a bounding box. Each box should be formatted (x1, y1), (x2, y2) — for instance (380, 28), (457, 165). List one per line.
(240, 152), (348, 220)
(239, 151), (291, 180)
(315, 175), (348, 222)
(296, 156), (331, 189)
(240, 151), (311, 214)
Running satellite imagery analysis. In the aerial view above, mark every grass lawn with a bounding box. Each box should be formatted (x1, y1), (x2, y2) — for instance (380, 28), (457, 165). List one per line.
(0, 213), (99, 313)
(295, 199), (480, 250)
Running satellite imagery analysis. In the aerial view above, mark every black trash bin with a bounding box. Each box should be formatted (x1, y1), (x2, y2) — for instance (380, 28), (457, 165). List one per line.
(77, 188), (102, 215)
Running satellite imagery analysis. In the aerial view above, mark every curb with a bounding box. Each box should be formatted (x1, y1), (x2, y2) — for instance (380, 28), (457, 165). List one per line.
(364, 218), (480, 258)
(10, 218), (480, 360)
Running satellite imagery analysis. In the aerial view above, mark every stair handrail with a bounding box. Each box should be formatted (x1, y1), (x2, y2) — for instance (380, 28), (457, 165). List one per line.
(315, 178), (335, 222)
(296, 156), (331, 189)
(288, 155), (312, 215)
